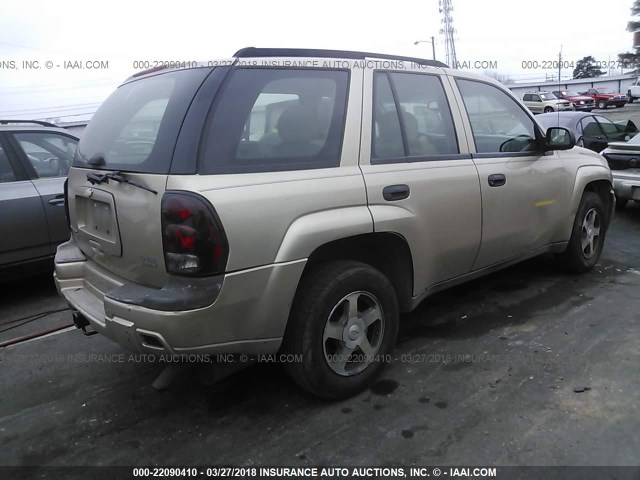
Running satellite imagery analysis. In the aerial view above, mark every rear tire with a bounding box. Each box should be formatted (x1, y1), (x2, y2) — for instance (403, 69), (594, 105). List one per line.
(282, 261), (399, 399)
(556, 192), (607, 273)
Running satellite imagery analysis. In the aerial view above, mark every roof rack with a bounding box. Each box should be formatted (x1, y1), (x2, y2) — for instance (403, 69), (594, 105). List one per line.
(0, 119), (58, 127)
(233, 47), (449, 68)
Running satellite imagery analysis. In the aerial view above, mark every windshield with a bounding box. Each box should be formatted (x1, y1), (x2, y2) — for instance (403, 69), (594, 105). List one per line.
(596, 89), (611, 94)
(540, 93), (557, 100)
(74, 68), (210, 173)
(564, 91), (579, 96)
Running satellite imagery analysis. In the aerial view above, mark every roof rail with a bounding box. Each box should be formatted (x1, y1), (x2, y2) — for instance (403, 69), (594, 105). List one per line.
(0, 119), (58, 127)
(233, 47), (449, 68)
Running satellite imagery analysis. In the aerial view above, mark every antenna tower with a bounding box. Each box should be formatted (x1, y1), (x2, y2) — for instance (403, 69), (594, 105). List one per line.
(439, 0), (458, 68)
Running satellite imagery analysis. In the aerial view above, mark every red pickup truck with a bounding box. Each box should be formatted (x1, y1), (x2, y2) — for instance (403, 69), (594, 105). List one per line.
(552, 90), (595, 112)
(581, 88), (627, 109)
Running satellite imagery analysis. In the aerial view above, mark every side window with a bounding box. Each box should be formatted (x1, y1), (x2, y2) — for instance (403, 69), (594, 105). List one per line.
(200, 68), (349, 174)
(594, 116), (619, 136)
(390, 73), (459, 157)
(13, 133), (78, 178)
(372, 74), (404, 159)
(456, 79), (539, 154)
(532, 95), (541, 102)
(0, 143), (17, 183)
(523, 94), (531, 101)
(580, 117), (602, 137)
(372, 72), (459, 161)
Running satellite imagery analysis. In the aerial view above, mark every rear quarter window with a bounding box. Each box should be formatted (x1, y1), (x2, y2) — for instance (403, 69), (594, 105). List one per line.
(74, 68), (211, 173)
(199, 68), (349, 174)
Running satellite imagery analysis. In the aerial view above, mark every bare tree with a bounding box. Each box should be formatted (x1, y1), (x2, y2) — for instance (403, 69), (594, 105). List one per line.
(483, 70), (513, 84)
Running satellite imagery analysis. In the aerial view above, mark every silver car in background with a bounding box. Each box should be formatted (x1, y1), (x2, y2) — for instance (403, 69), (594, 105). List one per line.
(602, 132), (640, 210)
(0, 120), (79, 279)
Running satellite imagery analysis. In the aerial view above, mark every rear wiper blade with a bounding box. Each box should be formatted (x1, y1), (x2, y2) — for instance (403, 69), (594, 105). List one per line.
(86, 171), (158, 195)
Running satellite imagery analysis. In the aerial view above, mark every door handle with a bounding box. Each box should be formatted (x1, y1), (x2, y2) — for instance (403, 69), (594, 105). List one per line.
(383, 184), (410, 201)
(49, 195), (65, 206)
(488, 174), (506, 187)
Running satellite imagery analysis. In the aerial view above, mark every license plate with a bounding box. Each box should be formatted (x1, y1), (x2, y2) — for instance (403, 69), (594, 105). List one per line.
(77, 196), (116, 241)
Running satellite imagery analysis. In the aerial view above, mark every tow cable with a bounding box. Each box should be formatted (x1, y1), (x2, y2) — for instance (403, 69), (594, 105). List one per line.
(0, 307), (72, 348)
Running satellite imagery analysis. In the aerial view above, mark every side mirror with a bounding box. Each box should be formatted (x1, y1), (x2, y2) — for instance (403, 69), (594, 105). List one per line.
(545, 127), (575, 151)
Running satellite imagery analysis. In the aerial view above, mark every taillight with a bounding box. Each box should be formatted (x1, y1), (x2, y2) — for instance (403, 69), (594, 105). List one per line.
(161, 192), (228, 276)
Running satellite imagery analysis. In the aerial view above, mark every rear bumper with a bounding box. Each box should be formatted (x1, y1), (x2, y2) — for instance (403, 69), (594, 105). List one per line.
(54, 240), (306, 356)
(612, 170), (640, 201)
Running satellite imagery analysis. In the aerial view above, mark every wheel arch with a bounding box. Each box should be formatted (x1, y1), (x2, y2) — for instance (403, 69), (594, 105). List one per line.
(564, 168), (614, 240)
(299, 232), (415, 313)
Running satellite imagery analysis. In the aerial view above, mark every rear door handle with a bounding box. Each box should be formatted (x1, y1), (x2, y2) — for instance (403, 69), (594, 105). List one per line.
(488, 174), (506, 187)
(383, 184), (410, 201)
(49, 195), (65, 206)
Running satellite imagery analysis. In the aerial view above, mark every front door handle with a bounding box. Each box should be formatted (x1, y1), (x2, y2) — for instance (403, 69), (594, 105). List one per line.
(488, 174), (506, 187)
(383, 184), (410, 201)
(49, 195), (65, 206)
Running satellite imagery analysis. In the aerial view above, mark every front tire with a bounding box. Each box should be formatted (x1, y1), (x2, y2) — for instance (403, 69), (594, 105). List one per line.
(544, 107), (554, 113)
(628, 92), (634, 103)
(282, 261), (399, 399)
(556, 192), (607, 273)
(597, 99), (607, 109)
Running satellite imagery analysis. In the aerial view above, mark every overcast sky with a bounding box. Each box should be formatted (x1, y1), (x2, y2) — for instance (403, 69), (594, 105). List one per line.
(0, 0), (636, 122)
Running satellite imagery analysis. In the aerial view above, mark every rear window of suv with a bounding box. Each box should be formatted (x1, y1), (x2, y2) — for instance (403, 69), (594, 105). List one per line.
(74, 68), (210, 173)
(199, 68), (349, 174)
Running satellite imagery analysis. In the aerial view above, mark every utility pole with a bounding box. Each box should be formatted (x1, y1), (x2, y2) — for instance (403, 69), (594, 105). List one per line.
(558, 45), (562, 91)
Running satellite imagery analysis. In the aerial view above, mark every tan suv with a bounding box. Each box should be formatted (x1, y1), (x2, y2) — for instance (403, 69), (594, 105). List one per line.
(55, 48), (614, 399)
(522, 91), (575, 114)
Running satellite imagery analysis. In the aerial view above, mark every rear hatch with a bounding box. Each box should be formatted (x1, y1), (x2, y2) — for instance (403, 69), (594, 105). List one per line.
(68, 67), (212, 288)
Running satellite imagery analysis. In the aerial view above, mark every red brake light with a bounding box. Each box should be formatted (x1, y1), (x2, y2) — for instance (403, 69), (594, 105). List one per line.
(161, 192), (228, 276)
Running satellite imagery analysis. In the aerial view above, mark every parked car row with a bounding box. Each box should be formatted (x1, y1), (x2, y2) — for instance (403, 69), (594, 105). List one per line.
(522, 91), (574, 113)
(522, 88), (628, 114)
(536, 112), (640, 211)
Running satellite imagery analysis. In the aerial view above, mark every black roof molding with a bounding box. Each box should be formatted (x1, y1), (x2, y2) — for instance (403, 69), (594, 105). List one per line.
(233, 47), (449, 68)
(0, 119), (57, 127)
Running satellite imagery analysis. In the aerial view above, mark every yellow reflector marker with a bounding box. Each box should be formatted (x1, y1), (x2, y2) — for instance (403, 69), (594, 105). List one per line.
(535, 199), (557, 207)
